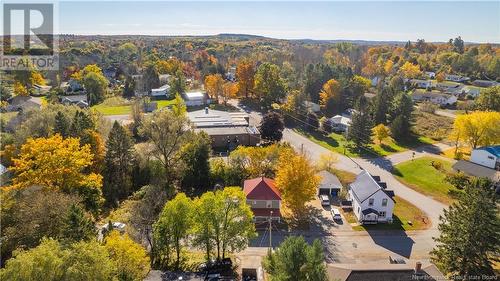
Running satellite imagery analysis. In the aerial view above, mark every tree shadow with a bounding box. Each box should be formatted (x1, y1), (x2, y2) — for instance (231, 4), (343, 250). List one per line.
(380, 143), (397, 153)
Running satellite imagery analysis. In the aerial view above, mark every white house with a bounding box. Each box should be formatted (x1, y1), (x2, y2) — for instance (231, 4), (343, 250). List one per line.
(470, 146), (500, 170)
(409, 79), (432, 89)
(411, 90), (457, 106)
(183, 91), (206, 106)
(425, 71), (436, 79)
(150, 84), (171, 98)
(329, 115), (351, 133)
(348, 171), (395, 224)
(445, 74), (470, 83)
(303, 101), (321, 113)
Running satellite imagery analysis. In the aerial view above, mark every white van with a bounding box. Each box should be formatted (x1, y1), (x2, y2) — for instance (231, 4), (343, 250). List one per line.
(320, 195), (330, 206)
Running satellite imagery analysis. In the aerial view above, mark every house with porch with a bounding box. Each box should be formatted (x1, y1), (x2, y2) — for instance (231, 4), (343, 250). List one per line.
(243, 177), (282, 222)
(348, 171), (395, 224)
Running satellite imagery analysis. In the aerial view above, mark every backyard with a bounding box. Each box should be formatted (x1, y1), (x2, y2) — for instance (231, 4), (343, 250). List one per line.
(392, 156), (459, 205)
(341, 196), (430, 231)
(92, 98), (176, 115)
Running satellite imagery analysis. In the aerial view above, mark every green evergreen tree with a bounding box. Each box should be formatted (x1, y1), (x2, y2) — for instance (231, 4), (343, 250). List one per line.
(347, 96), (372, 148)
(431, 178), (499, 279)
(60, 204), (95, 243)
(54, 111), (70, 138)
(70, 111), (94, 138)
(103, 121), (135, 206)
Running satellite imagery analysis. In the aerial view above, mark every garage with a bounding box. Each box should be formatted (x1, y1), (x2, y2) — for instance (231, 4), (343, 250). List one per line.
(317, 170), (343, 197)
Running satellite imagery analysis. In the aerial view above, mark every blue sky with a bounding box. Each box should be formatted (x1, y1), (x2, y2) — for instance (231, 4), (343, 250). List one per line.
(57, 1), (499, 43)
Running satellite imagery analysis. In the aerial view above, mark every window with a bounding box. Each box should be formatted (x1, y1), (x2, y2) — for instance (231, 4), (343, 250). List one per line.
(357, 207), (360, 214)
(487, 156), (494, 160)
(380, 211), (386, 218)
(368, 198), (374, 206)
(382, 198), (388, 207)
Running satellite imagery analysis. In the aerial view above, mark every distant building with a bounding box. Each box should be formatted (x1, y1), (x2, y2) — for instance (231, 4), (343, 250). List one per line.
(60, 94), (89, 108)
(243, 177), (282, 222)
(150, 84), (171, 98)
(303, 101), (321, 113)
(445, 74), (470, 83)
(425, 71), (436, 79)
(183, 91), (207, 106)
(409, 79), (432, 89)
(472, 80), (499, 88)
(32, 84), (52, 96)
(411, 90), (457, 106)
(6, 96), (41, 112)
(348, 171), (395, 224)
(187, 108), (260, 150)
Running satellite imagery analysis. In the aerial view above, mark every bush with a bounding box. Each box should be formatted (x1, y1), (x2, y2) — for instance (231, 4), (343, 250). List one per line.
(419, 102), (438, 114)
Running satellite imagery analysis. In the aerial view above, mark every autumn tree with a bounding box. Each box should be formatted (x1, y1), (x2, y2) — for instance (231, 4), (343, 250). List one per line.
(139, 110), (192, 184)
(236, 58), (255, 99)
(104, 121), (135, 206)
(221, 81), (238, 105)
(372, 124), (391, 144)
(83, 72), (108, 106)
(319, 79), (341, 115)
(450, 111), (500, 149)
(475, 86), (500, 111)
(260, 112), (285, 142)
(8, 135), (104, 215)
(0, 188), (82, 262)
(204, 74), (224, 102)
(275, 150), (320, 221)
(212, 187), (256, 259)
(104, 231), (150, 281)
(154, 193), (192, 269)
(254, 62), (287, 107)
(431, 178), (499, 278)
(191, 191), (216, 261)
(400, 61), (422, 79)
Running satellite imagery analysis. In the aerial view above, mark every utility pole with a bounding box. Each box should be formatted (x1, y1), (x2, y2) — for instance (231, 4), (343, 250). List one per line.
(269, 210), (273, 251)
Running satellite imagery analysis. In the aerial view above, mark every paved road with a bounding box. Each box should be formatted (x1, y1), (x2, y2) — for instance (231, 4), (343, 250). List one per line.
(435, 110), (457, 119)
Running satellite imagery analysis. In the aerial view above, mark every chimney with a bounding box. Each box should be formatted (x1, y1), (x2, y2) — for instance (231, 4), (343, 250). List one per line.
(205, 107), (209, 114)
(414, 261), (422, 274)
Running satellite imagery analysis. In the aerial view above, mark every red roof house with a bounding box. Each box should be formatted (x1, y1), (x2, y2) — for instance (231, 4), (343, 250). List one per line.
(243, 177), (282, 221)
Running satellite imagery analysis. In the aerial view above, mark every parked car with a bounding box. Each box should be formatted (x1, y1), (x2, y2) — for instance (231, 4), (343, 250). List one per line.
(320, 195), (330, 206)
(331, 208), (341, 220)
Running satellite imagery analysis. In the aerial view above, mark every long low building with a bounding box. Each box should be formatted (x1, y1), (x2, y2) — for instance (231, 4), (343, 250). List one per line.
(188, 108), (260, 150)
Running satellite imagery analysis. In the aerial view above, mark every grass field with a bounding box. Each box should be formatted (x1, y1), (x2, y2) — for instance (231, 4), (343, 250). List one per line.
(413, 111), (454, 141)
(296, 128), (433, 158)
(440, 146), (471, 161)
(392, 156), (459, 205)
(92, 98), (176, 115)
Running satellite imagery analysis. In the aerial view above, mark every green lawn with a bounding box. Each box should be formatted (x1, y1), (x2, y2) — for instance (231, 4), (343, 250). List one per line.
(92, 98), (176, 116)
(392, 156), (460, 205)
(296, 129), (433, 158)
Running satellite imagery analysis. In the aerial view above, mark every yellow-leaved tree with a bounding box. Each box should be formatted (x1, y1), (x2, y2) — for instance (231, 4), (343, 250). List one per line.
(319, 79), (341, 114)
(8, 134), (103, 215)
(450, 111), (500, 150)
(275, 150), (320, 221)
(372, 124), (391, 144)
(204, 74), (224, 102)
(400, 61), (422, 79)
(104, 231), (150, 281)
